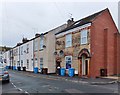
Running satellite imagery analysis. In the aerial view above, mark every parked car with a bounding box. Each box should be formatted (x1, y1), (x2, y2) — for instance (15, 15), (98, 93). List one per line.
(0, 63), (10, 83)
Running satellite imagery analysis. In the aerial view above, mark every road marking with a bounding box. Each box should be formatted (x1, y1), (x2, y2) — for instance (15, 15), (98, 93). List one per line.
(25, 73), (59, 81)
(11, 81), (30, 95)
(25, 74), (37, 78)
(42, 85), (50, 88)
(18, 88), (23, 91)
(91, 85), (98, 87)
(11, 70), (59, 81)
(13, 85), (17, 88)
(45, 77), (58, 80)
(11, 82), (17, 88)
(114, 90), (118, 93)
(54, 87), (59, 89)
(25, 91), (29, 94)
(65, 89), (83, 93)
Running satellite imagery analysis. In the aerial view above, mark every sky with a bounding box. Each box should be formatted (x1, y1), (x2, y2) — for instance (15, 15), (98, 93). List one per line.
(0, 0), (119, 47)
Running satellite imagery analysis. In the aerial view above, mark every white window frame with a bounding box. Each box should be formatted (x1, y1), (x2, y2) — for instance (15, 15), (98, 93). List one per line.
(21, 60), (23, 67)
(40, 38), (44, 50)
(40, 58), (43, 64)
(27, 59), (29, 69)
(65, 34), (72, 48)
(81, 30), (88, 45)
(65, 56), (72, 69)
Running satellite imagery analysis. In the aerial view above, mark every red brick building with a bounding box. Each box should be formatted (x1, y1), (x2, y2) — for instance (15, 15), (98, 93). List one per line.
(55, 8), (120, 78)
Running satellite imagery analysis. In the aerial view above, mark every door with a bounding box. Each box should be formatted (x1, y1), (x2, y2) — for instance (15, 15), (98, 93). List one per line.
(82, 55), (86, 75)
(40, 64), (43, 73)
(82, 55), (89, 76)
(56, 61), (60, 68)
(85, 60), (88, 75)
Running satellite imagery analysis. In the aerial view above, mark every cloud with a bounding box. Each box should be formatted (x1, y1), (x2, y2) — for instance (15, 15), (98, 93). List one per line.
(1, 1), (118, 47)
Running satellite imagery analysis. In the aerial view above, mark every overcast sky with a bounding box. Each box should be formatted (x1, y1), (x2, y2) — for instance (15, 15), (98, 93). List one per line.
(0, 0), (119, 47)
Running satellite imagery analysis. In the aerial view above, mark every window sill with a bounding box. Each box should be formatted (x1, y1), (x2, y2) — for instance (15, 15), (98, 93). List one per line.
(80, 43), (88, 45)
(34, 50), (38, 52)
(39, 49), (44, 51)
(65, 46), (72, 48)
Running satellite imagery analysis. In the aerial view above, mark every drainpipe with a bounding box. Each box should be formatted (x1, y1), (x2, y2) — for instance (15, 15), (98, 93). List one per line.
(12, 49), (13, 69)
(11, 49), (13, 69)
(19, 46), (20, 67)
(33, 40), (35, 71)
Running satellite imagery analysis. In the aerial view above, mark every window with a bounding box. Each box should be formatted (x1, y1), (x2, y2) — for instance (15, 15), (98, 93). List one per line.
(34, 40), (38, 51)
(81, 30), (88, 44)
(21, 47), (23, 55)
(66, 34), (72, 47)
(17, 61), (20, 66)
(40, 38), (44, 50)
(27, 59), (29, 69)
(65, 56), (72, 69)
(21, 60), (23, 67)
(40, 58), (43, 64)
(26, 44), (29, 53)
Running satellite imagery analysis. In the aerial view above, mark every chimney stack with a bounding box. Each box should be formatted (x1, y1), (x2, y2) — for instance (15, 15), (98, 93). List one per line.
(35, 33), (40, 37)
(22, 38), (29, 43)
(67, 18), (74, 27)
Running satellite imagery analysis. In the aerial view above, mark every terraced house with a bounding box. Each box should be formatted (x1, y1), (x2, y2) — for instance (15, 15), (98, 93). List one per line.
(55, 8), (120, 78)
(12, 44), (20, 69)
(33, 24), (66, 74)
(19, 38), (34, 72)
(1, 46), (11, 65)
(3, 8), (120, 78)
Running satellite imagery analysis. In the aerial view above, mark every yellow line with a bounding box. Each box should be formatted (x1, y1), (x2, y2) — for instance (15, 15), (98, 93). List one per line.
(11, 70), (59, 81)
(27, 74), (58, 80)
(25, 74), (37, 78)
(45, 77), (58, 80)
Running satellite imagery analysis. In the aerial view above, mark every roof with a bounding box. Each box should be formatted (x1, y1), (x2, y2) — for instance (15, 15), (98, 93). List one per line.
(55, 8), (109, 35)
(0, 46), (12, 51)
(12, 24), (67, 49)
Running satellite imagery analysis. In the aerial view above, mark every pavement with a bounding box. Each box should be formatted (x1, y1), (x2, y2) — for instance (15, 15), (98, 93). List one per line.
(8, 69), (119, 85)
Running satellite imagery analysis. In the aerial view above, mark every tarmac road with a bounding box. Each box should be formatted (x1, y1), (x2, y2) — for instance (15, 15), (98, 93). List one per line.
(2, 70), (119, 95)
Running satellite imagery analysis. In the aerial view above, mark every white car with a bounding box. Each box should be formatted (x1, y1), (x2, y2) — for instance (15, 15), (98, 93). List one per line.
(0, 63), (10, 83)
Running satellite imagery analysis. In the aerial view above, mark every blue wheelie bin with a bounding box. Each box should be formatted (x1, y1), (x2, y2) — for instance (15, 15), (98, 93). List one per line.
(68, 68), (75, 77)
(60, 68), (65, 76)
(34, 67), (38, 74)
(6, 66), (9, 69)
(13, 66), (16, 70)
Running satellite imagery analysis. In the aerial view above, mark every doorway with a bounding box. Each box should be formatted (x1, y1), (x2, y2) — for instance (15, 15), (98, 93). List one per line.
(78, 48), (91, 77)
(81, 55), (89, 76)
(85, 60), (88, 75)
(56, 61), (61, 69)
(56, 61), (61, 74)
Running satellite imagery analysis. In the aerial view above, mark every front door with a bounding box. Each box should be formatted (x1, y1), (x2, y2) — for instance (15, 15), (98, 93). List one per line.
(85, 60), (88, 75)
(56, 61), (61, 71)
(81, 55), (89, 76)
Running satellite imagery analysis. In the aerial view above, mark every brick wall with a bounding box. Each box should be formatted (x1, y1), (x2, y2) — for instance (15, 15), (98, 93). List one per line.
(90, 9), (118, 78)
(117, 33), (120, 74)
(55, 28), (90, 75)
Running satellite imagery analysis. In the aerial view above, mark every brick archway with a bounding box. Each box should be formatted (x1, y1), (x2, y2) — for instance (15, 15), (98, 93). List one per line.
(78, 48), (91, 77)
(78, 48), (91, 59)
